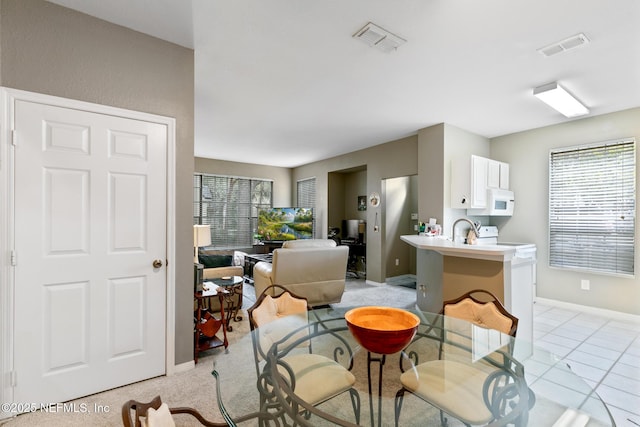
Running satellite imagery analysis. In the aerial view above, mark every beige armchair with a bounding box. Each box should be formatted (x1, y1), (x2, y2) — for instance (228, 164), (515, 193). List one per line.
(253, 239), (349, 307)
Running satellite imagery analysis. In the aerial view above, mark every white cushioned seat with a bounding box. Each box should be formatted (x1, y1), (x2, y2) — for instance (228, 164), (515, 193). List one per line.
(400, 360), (493, 425)
(277, 353), (356, 405)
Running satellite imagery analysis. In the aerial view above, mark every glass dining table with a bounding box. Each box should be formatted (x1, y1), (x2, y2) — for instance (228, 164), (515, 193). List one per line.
(212, 306), (615, 427)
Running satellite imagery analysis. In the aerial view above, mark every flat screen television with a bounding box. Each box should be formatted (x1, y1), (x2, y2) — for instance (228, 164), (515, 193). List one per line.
(257, 207), (313, 242)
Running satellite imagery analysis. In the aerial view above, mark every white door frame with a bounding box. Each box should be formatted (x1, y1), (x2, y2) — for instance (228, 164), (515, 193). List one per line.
(0, 88), (177, 415)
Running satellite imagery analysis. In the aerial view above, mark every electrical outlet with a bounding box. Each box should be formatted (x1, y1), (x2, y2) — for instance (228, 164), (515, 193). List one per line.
(395, 258), (399, 266)
(581, 279), (590, 290)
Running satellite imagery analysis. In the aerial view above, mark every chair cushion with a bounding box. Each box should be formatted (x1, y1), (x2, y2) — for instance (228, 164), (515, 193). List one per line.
(141, 403), (175, 427)
(444, 299), (513, 335)
(252, 294), (309, 357)
(400, 360), (493, 425)
(278, 353), (356, 405)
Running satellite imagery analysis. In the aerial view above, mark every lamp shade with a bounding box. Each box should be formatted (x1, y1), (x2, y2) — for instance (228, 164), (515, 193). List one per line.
(193, 225), (211, 262)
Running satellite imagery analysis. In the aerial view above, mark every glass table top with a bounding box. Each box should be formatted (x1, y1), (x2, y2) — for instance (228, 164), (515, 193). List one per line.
(212, 306), (614, 426)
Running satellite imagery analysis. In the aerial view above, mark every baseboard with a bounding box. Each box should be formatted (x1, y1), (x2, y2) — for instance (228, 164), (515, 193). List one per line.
(535, 297), (640, 323)
(172, 360), (195, 375)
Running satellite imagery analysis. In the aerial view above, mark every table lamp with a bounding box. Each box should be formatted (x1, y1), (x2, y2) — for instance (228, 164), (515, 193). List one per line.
(193, 224), (212, 263)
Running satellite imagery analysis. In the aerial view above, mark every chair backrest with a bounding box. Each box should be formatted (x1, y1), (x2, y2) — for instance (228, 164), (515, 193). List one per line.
(122, 396), (163, 427)
(122, 395), (231, 427)
(248, 285), (310, 370)
(442, 289), (518, 337)
(281, 239), (336, 249)
(438, 289), (518, 365)
(271, 245), (349, 285)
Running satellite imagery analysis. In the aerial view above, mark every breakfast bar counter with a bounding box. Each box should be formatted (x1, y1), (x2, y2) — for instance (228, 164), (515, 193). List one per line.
(400, 235), (529, 261)
(401, 235), (537, 345)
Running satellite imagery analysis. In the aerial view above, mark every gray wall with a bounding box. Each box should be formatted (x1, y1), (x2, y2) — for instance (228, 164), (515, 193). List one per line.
(384, 176), (413, 278)
(343, 170), (368, 222)
(491, 108), (640, 315)
(0, 0), (196, 363)
(293, 135), (418, 283)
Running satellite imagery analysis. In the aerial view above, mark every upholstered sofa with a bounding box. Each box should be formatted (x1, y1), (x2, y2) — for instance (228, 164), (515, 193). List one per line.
(253, 239), (349, 306)
(197, 250), (245, 312)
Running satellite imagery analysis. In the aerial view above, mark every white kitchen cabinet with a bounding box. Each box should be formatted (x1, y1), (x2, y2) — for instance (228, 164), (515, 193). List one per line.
(470, 155), (488, 208)
(488, 159), (509, 189)
(451, 155), (510, 209)
(499, 162), (509, 189)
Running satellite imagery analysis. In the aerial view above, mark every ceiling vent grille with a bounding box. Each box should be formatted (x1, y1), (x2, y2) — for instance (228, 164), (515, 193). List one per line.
(353, 22), (406, 52)
(538, 33), (590, 57)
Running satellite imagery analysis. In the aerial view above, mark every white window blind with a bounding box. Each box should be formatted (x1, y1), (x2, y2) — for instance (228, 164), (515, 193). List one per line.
(297, 178), (316, 237)
(549, 139), (635, 276)
(194, 174), (272, 249)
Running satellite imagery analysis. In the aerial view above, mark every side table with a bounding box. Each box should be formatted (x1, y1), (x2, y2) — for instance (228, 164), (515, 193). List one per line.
(207, 276), (244, 332)
(243, 253), (273, 283)
(194, 288), (228, 363)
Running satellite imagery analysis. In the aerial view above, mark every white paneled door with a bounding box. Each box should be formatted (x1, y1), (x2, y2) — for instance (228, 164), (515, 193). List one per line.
(13, 100), (167, 404)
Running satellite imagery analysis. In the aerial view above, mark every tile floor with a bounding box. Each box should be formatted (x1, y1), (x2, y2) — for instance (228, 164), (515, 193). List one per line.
(533, 301), (640, 426)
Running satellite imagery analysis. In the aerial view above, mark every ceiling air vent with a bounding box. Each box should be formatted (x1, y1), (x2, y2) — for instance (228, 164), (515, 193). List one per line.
(538, 33), (590, 57)
(353, 22), (406, 53)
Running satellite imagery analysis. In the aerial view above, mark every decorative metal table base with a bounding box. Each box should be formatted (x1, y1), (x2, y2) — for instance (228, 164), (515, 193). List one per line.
(367, 351), (386, 427)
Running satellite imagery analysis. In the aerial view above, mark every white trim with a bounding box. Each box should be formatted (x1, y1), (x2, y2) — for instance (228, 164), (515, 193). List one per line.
(535, 297), (640, 323)
(164, 111), (177, 376)
(0, 88), (14, 420)
(0, 88), (178, 406)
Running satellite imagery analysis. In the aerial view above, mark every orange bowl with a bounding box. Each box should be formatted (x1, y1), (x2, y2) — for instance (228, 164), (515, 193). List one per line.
(345, 306), (420, 354)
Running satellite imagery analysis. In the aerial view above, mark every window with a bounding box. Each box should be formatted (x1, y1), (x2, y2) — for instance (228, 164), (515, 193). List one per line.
(194, 174), (272, 249)
(549, 139), (635, 276)
(297, 177), (316, 209)
(297, 178), (316, 237)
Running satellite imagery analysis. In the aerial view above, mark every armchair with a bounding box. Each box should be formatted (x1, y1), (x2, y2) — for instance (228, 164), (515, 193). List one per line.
(253, 240), (349, 307)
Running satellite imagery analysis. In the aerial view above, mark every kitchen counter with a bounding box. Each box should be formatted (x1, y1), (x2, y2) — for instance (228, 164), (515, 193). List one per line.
(400, 234), (534, 262)
(401, 234), (537, 347)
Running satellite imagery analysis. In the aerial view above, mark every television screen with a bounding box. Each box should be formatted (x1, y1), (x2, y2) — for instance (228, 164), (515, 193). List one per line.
(257, 208), (313, 242)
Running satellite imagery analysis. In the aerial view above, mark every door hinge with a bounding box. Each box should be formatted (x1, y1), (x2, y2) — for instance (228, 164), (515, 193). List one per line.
(11, 129), (17, 146)
(10, 371), (17, 387)
(10, 250), (17, 266)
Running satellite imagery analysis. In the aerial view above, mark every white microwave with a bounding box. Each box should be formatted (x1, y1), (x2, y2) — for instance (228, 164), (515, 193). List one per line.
(468, 189), (514, 216)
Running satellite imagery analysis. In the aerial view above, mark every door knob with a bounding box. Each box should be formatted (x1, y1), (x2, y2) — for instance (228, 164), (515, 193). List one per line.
(152, 259), (163, 268)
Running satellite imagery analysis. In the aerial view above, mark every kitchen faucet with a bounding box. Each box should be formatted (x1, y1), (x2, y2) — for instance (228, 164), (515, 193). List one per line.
(452, 218), (480, 244)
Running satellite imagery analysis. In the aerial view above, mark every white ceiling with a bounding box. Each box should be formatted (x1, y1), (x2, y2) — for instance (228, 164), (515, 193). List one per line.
(47, 0), (640, 168)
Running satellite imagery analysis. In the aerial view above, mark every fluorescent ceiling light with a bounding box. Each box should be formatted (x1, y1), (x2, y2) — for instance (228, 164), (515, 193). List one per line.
(533, 82), (589, 118)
